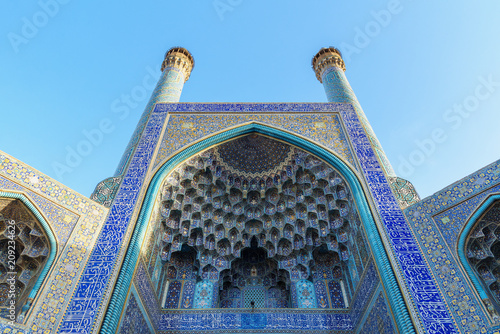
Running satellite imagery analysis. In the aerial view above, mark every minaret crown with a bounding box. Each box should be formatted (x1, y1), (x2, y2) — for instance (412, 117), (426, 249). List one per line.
(161, 47), (195, 82)
(312, 47), (346, 83)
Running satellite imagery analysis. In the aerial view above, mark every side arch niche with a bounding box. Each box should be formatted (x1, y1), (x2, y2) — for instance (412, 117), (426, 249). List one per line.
(460, 195), (500, 318)
(143, 134), (374, 310)
(0, 192), (56, 322)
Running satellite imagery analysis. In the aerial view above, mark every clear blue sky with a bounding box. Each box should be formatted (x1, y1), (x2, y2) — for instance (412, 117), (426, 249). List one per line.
(1, 1), (500, 199)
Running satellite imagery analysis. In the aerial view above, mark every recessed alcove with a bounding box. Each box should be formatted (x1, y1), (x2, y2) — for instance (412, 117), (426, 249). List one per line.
(0, 197), (51, 320)
(466, 200), (500, 311)
(143, 134), (372, 312)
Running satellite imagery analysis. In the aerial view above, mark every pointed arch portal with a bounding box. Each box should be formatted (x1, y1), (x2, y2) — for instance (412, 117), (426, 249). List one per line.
(104, 122), (412, 333)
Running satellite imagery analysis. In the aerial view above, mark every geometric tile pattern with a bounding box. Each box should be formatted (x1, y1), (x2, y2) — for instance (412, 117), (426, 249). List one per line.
(0, 160), (81, 247)
(432, 168), (500, 250)
(216, 134), (293, 175)
(147, 258), (384, 332)
(243, 287), (265, 308)
(116, 167), (394, 334)
(102, 102), (404, 334)
(146, 133), (368, 312)
(126, 251), (386, 332)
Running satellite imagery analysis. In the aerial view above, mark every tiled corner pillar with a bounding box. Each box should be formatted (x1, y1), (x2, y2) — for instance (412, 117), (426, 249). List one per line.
(114, 47), (195, 176)
(312, 47), (395, 177)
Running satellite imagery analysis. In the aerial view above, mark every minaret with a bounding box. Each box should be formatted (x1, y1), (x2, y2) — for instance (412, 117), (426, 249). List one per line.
(115, 47), (195, 175)
(155, 47), (195, 102)
(91, 47), (194, 207)
(312, 47), (395, 177)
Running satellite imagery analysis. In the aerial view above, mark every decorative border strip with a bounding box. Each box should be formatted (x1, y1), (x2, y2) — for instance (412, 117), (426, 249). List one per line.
(155, 102), (349, 113)
(101, 116), (414, 333)
(0, 191), (58, 316)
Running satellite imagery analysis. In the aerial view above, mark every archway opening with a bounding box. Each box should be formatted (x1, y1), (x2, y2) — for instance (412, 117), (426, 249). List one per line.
(146, 134), (371, 310)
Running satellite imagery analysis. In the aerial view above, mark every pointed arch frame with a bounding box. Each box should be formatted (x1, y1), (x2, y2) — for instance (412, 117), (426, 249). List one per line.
(457, 193), (500, 303)
(0, 191), (57, 318)
(101, 122), (414, 333)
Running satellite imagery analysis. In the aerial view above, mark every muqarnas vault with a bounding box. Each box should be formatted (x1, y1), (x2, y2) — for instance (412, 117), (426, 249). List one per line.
(1, 46), (500, 334)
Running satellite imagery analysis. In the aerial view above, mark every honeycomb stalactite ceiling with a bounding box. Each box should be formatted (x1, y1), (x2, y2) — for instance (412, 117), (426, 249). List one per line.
(156, 134), (363, 307)
(215, 134), (294, 176)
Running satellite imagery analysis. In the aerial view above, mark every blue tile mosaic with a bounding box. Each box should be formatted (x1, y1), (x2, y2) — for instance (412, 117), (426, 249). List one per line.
(118, 294), (152, 334)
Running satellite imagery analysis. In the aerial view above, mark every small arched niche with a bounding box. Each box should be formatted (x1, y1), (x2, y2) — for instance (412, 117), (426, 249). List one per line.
(0, 196), (52, 321)
(465, 199), (500, 315)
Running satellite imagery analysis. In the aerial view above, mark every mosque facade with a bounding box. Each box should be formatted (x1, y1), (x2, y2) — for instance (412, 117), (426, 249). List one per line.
(1, 46), (500, 334)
